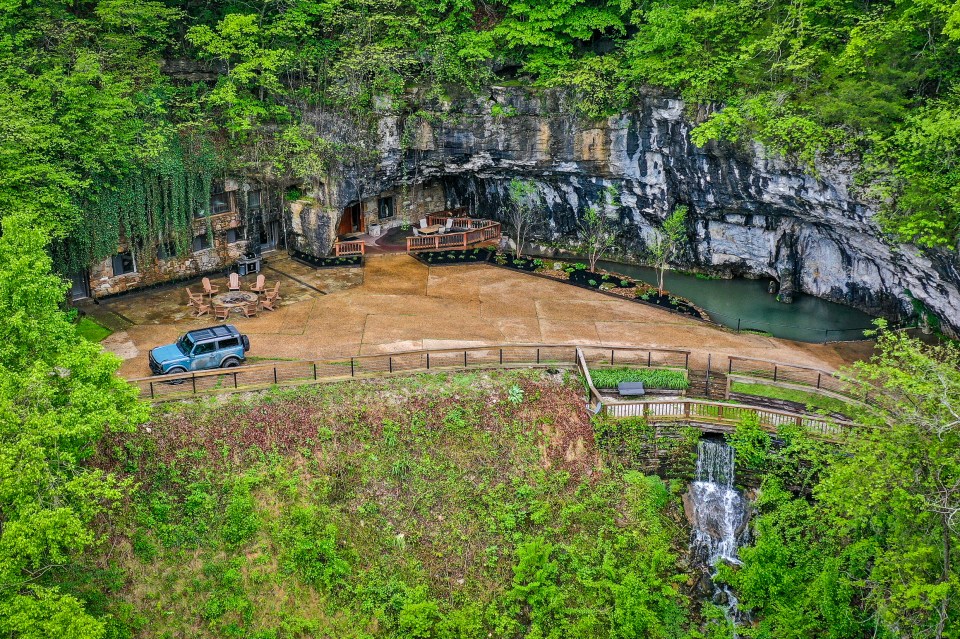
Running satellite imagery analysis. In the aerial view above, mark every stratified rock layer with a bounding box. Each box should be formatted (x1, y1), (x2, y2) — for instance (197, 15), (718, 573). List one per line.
(316, 87), (960, 333)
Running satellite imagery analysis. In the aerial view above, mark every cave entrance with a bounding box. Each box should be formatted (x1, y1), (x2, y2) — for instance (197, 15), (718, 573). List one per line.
(338, 201), (365, 236)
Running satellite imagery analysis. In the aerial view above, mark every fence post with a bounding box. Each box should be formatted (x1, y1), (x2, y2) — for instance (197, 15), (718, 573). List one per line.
(737, 318), (741, 333)
(773, 365), (778, 382)
(537, 348), (540, 364)
(464, 351), (468, 367)
(817, 372), (821, 389)
(705, 354), (711, 397)
(647, 352), (651, 367)
(234, 372), (238, 389)
(273, 367), (278, 384)
(499, 349), (503, 365)
(313, 363), (317, 380)
(350, 358), (355, 377)
(191, 374), (196, 394)
(427, 353), (431, 369)
(685, 352), (690, 370)
(149, 381), (154, 399)
(610, 349), (614, 365)
(389, 356), (393, 373)
(728, 357), (733, 374)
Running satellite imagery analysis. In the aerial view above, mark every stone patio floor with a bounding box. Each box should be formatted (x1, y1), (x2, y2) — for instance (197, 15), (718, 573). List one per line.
(87, 253), (875, 380)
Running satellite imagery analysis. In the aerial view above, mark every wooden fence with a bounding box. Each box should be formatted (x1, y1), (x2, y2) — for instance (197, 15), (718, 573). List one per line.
(727, 355), (865, 402)
(132, 343), (860, 440)
(132, 344), (688, 401)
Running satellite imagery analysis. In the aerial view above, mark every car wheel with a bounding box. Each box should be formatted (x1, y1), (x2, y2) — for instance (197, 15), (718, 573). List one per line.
(165, 366), (188, 385)
(221, 357), (241, 368)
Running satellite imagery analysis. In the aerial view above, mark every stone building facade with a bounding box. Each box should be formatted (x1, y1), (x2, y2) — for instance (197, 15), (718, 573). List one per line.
(83, 180), (272, 298)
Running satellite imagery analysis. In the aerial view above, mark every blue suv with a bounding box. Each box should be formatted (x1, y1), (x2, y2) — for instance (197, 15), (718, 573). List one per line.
(149, 325), (251, 375)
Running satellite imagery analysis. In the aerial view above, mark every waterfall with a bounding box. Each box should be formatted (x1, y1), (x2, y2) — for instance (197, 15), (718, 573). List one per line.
(688, 438), (750, 633)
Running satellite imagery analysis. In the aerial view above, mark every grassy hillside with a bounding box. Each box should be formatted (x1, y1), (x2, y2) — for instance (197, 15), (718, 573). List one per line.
(85, 370), (694, 638)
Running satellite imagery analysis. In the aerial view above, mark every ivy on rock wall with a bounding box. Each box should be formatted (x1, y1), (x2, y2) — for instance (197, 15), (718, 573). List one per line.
(55, 137), (220, 274)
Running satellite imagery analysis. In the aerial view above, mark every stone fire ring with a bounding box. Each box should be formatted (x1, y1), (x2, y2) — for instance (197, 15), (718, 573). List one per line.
(212, 290), (258, 310)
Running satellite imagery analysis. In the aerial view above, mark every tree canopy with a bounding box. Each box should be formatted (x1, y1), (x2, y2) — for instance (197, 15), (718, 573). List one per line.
(2, 0), (960, 252)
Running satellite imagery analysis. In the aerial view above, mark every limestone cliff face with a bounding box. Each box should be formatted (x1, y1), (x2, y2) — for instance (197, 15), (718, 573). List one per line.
(319, 86), (960, 334)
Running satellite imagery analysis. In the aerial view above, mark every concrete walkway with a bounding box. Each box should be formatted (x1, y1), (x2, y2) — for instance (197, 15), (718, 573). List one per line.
(99, 253), (873, 379)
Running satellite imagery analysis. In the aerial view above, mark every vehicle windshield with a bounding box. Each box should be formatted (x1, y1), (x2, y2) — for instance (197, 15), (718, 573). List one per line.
(176, 334), (195, 355)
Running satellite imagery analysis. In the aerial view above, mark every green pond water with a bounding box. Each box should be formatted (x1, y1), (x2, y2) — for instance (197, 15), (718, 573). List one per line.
(596, 260), (877, 343)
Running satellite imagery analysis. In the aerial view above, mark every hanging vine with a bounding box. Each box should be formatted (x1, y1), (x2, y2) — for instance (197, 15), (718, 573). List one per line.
(54, 134), (222, 274)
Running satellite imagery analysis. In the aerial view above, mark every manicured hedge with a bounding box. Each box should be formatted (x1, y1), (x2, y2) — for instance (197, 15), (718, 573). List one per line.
(590, 367), (689, 390)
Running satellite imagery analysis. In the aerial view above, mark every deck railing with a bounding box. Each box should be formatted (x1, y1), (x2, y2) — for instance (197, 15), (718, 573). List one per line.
(334, 240), (366, 256)
(406, 220), (501, 252)
(597, 398), (854, 439)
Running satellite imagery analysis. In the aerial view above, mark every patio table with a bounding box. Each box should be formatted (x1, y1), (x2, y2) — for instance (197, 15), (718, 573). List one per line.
(420, 225), (444, 235)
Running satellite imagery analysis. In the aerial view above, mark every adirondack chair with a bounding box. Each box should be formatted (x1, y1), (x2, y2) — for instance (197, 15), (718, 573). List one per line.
(185, 287), (204, 306)
(191, 297), (211, 317)
(261, 283), (281, 311)
(213, 305), (230, 321)
(241, 301), (259, 318)
(228, 272), (241, 291)
(202, 277), (219, 297)
(249, 274), (266, 295)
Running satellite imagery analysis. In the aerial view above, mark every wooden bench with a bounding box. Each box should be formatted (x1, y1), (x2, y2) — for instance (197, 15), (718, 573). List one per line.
(618, 381), (646, 396)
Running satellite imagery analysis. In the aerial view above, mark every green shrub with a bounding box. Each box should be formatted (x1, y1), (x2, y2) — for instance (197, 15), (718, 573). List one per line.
(222, 478), (260, 547)
(589, 367), (689, 390)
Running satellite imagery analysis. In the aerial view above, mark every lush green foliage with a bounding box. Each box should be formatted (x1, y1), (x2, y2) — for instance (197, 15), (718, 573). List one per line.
(92, 370), (693, 637)
(590, 367), (690, 390)
(75, 317), (113, 343)
(4, 0), (960, 255)
(726, 330), (960, 638)
(0, 214), (148, 638)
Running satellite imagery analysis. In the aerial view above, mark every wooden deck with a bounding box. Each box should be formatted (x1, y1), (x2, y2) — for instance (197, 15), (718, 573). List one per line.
(406, 214), (501, 252)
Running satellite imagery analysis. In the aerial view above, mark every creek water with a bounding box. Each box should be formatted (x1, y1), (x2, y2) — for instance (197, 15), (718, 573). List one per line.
(688, 439), (750, 634)
(596, 260), (876, 343)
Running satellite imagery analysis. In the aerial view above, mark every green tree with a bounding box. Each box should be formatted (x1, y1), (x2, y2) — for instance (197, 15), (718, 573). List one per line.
(0, 213), (148, 637)
(648, 206), (687, 295)
(503, 178), (543, 259)
(730, 327), (960, 638)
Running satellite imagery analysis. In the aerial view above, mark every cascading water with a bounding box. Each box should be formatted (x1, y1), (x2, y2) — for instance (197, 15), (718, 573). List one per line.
(687, 438), (750, 633)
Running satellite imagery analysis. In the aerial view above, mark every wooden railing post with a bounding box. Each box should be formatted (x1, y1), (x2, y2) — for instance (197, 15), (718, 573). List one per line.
(192, 374), (196, 394)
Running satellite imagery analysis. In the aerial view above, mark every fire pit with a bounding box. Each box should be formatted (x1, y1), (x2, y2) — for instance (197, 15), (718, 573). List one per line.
(212, 290), (258, 310)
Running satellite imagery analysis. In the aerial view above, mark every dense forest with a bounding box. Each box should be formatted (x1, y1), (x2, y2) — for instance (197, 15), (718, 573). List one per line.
(3, 0), (960, 270)
(3, 1), (960, 637)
